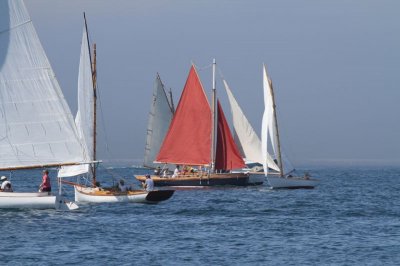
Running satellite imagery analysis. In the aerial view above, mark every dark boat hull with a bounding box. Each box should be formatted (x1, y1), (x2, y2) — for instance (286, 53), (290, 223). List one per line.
(136, 173), (251, 187)
(145, 190), (175, 202)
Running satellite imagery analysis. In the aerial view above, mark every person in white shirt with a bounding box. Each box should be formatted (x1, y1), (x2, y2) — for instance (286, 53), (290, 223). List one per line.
(0, 176), (13, 192)
(143, 175), (154, 191)
(172, 165), (180, 178)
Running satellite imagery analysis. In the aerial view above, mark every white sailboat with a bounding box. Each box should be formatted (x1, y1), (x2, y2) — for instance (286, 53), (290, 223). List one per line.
(0, 0), (86, 209)
(223, 79), (280, 184)
(60, 14), (174, 203)
(261, 64), (318, 189)
(143, 74), (174, 172)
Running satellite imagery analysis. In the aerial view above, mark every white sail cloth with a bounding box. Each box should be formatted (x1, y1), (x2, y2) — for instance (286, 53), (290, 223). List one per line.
(143, 75), (174, 169)
(0, 0), (86, 170)
(58, 25), (94, 177)
(223, 79), (279, 172)
(262, 65), (294, 176)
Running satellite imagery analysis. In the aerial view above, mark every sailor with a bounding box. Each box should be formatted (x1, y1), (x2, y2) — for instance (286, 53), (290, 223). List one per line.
(143, 174), (154, 191)
(39, 170), (51, 193)
(172, 165), (180, 178)
(118, 179), (129, 192)
(0, 176), (13, 192)
(154, 166), (161, 176)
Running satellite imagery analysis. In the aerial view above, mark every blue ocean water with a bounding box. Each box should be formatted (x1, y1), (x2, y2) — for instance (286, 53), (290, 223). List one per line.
(0, 166), (399, 265)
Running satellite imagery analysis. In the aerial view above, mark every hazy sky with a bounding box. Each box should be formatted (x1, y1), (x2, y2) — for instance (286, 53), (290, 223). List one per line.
(24, 0), (400, 166)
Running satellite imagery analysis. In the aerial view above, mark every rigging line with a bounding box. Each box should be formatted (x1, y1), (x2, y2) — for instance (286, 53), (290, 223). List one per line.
(191, 61), (212, 71)
(0, 19), (31, 35)
(216, 66), (225, 81)
(94, 66), (111, 157)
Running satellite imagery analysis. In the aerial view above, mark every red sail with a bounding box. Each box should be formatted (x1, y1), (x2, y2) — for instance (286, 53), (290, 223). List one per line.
(155, 65), (212, 165)
(215, 100), (246, 170)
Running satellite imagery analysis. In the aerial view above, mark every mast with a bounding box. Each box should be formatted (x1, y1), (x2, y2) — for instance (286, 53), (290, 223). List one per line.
(84, 12), (97, 186)
(211, 58), (217, 173)
(268, 76), (284, 176)
(168, 88), (175, 114)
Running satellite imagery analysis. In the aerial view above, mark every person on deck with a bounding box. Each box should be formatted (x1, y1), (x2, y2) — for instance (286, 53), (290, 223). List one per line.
(0, 176), (13, 192)
(162, 169), (168, 178)
(143, 174), (154, 191)
(39, 170), (51, 193)
(118, 179), (129, 192)
(172, 165), (180, 178)
(154, 166), (161, 176)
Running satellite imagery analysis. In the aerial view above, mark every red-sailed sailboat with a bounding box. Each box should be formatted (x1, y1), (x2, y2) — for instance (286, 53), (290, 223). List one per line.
(136, 60), (254, 187)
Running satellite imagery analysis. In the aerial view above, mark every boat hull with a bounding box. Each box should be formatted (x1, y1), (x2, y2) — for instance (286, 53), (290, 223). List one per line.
(267, 175), (318, 189)
(0, 192), (56, 209)
(135, 173), (251, 187)
(74, 186), (174, 204)
(248, 172), (265, 185)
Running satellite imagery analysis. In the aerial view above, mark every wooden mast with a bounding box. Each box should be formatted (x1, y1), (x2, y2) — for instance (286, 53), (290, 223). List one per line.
(267, 72), (284, 177)
(84, 12), (97, 186)
(210, 58), (217, 173)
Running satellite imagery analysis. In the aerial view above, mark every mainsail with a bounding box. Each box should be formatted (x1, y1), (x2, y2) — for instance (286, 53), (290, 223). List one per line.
(261, 65), (294, 176)
(143, 74), (174, 168)
(0, 0), (86, 170)
(215, 100), (245, 170)
(156, 65), (211, 165)
(223, 79), (279, 171)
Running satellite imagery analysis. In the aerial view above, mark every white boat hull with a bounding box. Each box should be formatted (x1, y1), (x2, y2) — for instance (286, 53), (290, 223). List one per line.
(0, 192), (56, 209)
(74, 186), (174, 204)
(267, 175), (318, 189)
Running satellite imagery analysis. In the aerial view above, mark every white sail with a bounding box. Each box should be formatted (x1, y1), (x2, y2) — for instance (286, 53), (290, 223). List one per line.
(262, 65), (277, 175)
(223, 79), (279, 171)
(262, 65), (294, 176)
(143, 74), (174, 169)
(58, 24), (93, 177)
(0, 0), (86, 170)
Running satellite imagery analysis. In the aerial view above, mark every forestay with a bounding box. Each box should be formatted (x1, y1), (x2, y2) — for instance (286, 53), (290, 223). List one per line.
(0, 0), (86, 170)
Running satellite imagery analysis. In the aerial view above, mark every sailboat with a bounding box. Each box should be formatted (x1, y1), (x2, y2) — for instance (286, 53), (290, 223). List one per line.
(0, 0), (86, 209)
(262, 64), (318, 189)
(136, 60), (252, 187)
(223, 78), (280, 184)
(143, 74), (174, 172)
(58, 14), (174, 203)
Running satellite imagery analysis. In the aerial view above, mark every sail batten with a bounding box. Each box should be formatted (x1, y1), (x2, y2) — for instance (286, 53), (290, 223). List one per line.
(0, 0), (87, 170)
